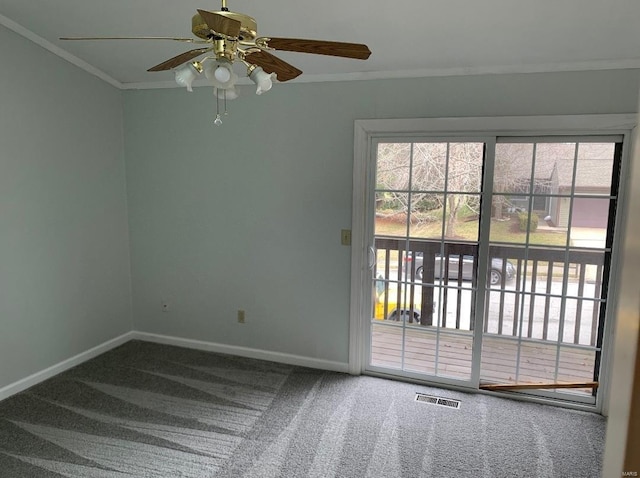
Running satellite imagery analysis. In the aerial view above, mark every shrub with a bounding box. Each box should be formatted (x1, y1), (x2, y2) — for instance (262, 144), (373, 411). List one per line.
(518, 212), (539, 232)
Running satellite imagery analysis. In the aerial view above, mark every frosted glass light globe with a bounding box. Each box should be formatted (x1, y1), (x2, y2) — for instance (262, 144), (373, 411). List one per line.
(205, 61), (236, 89)
(174, 64), (199, 92)
(249, 66), (277, 95)
(214, 66), (231, 83)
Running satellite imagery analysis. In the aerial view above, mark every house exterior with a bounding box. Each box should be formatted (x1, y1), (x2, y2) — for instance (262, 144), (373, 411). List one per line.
(504, 143), (615, 229)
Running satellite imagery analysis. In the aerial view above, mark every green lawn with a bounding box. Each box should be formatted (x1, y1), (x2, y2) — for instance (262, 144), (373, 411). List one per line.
(375, 214), (567, 246)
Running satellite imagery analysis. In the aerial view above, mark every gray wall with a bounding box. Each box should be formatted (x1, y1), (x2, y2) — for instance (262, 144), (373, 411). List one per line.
(123, 69), (639, 364)
(0, 25), (132, 388)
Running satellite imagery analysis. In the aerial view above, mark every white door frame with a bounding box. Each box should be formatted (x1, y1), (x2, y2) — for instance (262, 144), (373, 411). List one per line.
(349, 114), (636, 410)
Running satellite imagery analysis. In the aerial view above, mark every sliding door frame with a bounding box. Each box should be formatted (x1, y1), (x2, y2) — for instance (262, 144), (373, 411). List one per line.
(350, 114), (636, 412)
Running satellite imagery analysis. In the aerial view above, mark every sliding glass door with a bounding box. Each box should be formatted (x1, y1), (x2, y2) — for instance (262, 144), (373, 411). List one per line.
(368, 140), (485, 387)
(480, 139), (621, 404)
(358, 126), (625, 406)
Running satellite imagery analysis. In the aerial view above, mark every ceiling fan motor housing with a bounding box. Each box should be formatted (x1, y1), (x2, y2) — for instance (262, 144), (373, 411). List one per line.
(191, 12), (257, 41)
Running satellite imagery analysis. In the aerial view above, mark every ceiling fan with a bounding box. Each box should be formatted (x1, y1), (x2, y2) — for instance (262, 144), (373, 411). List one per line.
(61, 0), (371, 124)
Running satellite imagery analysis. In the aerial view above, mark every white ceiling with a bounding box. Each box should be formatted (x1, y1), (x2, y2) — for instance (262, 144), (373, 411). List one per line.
(1, 0), (640, 89)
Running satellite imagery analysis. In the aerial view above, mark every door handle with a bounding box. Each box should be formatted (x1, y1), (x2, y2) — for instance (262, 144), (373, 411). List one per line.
(368, 246), (376, 270)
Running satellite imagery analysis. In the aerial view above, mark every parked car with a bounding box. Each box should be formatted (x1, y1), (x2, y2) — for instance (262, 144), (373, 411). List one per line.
(405, 253), (515, 285)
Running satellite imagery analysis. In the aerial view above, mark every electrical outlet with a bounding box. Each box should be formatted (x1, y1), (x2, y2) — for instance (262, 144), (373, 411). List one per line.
(237, 309), (245, 324)
(161, 300), (170, 312)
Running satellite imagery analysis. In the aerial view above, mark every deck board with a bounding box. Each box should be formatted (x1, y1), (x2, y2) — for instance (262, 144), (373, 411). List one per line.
(371, 323), (596, 395)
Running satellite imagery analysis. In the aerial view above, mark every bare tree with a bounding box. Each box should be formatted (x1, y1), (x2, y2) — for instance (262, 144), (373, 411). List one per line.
(376, 142), (483, 237)
(376, 141), (614, 239)
(442, 142), (483, 237)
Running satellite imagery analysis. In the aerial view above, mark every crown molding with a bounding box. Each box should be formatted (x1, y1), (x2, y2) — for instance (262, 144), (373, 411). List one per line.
(122, 58), (640, 90)
(291, 58), (640, 83)
(0, 13), (122, 89)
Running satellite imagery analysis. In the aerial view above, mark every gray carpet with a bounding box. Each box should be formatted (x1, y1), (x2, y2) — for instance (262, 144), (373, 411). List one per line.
(0, 341), (605, 477)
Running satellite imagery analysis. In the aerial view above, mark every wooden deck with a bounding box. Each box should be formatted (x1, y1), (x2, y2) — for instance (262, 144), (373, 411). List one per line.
(371, 323), (596, 395)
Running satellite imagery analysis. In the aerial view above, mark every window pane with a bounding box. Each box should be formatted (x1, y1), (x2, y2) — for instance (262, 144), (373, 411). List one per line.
(494, 143), (534, 194)
(375, 280), (422, 324)
(517, 341), (557, 383)
(569, 197), (611, 236)
(485, 290), (518, 334)
(535, 143), (576, 197)
(371, 323), (403, 369)
(408, 193), (444, 239)
(403, 327), (437, 375)
(412, 143), (446, 191)
(481, 335), (518, 384)
(435, 332), (473, 380)
(578, 143), (615, 159)
(435, 285), (474, 331)
(557, 346), (596, 392)
(575, 143), (616, 196)
(376, 143), (411, 191)
(536, 143), (577, 160)
(375, 192), (407, 237)
(445, 193), (480, 241)
(447, 142), (484, 193)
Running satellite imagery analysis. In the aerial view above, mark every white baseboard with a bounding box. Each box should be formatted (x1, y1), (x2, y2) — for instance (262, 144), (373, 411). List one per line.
(132, 331), (351, 374)
(0, 331), (135, 402)
(0, 330), (350, 403)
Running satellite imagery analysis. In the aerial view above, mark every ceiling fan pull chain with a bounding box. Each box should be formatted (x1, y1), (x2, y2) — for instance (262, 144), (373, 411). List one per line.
(214, 88), (223, 125)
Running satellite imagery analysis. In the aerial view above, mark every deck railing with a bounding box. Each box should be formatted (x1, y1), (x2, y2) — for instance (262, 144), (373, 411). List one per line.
(373, 237), (606, 346)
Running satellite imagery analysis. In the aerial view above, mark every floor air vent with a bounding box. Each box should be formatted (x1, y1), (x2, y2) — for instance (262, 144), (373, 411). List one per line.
(415, 393), (461, 409)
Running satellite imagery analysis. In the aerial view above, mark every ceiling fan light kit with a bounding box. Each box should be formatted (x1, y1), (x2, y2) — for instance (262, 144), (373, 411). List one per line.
(61, 0), (371, 125)
(174, 62), (203, 92)
(203, 59), (237, 89)
(248, 66), (276, 95)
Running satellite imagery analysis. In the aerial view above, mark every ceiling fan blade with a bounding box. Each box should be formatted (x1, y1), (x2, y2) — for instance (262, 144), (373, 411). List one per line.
(197, 9), (241, 38)
(263, 37), (371, 60)
(147, 47), (211, 72)
(245, 50), (302, 82)
(60, 36), (209, 43)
